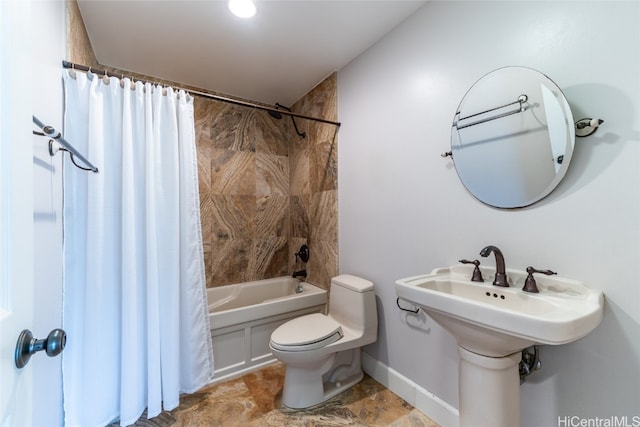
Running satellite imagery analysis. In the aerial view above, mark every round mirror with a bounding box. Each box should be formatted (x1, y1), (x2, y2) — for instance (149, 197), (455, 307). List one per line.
(451, 66), (575, 208)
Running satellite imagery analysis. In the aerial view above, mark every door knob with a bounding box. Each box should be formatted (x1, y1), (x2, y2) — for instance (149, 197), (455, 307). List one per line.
(14, 328), (66, 369)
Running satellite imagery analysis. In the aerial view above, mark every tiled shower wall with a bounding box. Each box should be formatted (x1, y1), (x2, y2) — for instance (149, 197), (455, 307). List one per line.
(195, 82), (338, 289)
(289, 79), (338, 290)
(67, 1), (338, 291)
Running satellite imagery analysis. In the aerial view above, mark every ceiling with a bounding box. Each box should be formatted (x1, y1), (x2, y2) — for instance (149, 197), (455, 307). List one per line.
(77, 0), (426, 106)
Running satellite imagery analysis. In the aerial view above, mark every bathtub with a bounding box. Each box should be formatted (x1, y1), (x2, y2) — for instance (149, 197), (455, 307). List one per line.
(208, 276), (327, 383)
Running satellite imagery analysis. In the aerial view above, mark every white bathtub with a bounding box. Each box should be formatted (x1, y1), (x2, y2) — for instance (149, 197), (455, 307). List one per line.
(208, 276), (327, 383)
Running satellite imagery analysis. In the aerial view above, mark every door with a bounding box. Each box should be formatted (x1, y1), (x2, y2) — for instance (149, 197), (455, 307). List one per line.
(0, 1), (34, 425)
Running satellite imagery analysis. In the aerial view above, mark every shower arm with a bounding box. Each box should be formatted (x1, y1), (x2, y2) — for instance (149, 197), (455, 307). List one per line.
(275, 103), (306, 138)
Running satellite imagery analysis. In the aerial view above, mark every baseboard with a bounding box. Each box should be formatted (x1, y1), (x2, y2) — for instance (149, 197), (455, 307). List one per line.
(361, 352), (459, 427)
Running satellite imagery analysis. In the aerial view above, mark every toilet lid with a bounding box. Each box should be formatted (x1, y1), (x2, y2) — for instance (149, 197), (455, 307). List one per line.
(270, 313), (343, 351)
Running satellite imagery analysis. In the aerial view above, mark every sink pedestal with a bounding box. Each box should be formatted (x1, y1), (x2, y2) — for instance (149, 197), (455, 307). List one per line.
(458, 346), (521, 427)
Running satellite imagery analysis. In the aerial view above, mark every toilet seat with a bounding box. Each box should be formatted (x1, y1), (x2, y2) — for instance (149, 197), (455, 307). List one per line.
(270, 313), (343, 352)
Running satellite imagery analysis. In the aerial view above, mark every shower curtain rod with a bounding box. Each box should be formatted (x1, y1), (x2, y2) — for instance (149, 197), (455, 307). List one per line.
(62, 61), (341, 127)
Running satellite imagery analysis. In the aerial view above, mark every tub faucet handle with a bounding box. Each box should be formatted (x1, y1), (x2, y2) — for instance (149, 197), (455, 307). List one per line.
(294, 245), (309, 263)
(459, 259), (484, 282)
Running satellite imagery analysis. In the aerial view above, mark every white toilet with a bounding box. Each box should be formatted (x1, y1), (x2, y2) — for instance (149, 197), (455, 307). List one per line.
(269, 274), (377, 409)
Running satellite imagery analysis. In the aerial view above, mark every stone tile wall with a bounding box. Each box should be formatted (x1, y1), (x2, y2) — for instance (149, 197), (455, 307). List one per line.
(196, 74), (339, 290)
(66, 0), (99, 68)
(196, 101), (293, 286)
(66, 0), (338, 291)
(289, 76), (339, 290)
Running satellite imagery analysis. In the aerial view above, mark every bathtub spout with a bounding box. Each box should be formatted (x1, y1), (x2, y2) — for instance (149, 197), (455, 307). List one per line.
(292, 270), (307, 280)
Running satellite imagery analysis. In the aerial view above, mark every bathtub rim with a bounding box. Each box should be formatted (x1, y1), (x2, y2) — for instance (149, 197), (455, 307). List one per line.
(208, 279), (327, 330)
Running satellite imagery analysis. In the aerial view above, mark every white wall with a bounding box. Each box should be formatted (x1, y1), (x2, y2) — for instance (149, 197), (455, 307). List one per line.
(32, 1), (65, 425)
(338, 2), (640, 426)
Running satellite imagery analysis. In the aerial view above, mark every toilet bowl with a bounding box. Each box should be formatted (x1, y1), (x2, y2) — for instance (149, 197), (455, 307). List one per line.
(269, 274), (378, 409)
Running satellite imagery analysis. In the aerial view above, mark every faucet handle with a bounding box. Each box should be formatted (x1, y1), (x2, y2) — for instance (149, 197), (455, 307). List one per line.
(523, 267), (557, 293)
(294, 244), (309, 263)
(459, 259), (484, 282)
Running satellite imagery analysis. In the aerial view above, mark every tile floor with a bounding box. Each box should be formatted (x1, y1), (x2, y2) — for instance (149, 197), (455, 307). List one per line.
(150, 362), (440, 426)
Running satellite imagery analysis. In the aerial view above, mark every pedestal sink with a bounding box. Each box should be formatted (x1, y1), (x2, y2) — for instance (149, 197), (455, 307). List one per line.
(395, 264), (604, 427)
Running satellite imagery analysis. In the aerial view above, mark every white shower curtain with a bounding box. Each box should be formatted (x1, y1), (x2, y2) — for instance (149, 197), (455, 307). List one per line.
(61, 70), (214, 427)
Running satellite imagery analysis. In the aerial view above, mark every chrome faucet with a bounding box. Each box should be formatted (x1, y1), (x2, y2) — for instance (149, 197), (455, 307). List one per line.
(479, 245), (509, 287)
(292, 270), (307, 293)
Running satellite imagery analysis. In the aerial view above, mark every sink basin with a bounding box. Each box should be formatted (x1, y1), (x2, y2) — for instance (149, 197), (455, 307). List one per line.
(396, 264), (604, 357)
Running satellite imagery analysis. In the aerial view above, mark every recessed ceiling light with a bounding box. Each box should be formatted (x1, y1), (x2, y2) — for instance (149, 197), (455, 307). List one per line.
(228, 0), (256, 18)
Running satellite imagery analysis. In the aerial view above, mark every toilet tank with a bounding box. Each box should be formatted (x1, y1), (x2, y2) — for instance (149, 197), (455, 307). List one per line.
(329, 275), (377, 341)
